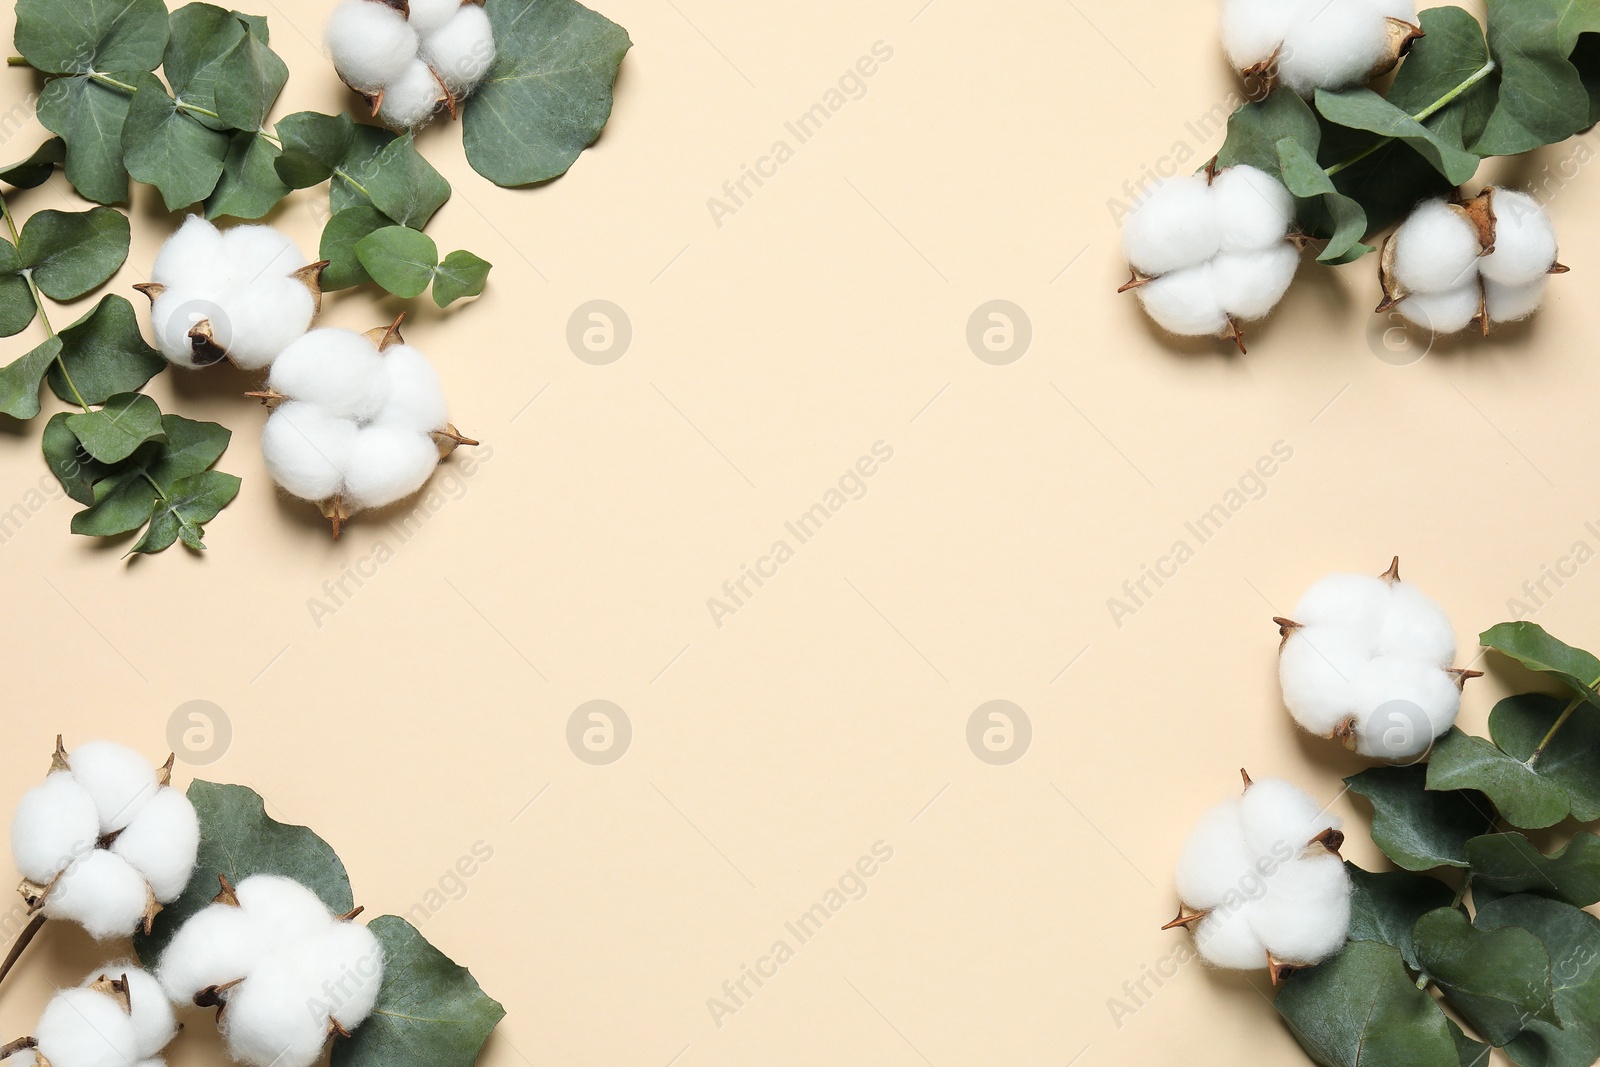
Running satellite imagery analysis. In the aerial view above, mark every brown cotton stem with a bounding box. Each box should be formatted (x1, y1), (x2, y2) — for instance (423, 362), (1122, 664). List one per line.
(1161, 906), (1206, 931)
(0, 914), (47, 990)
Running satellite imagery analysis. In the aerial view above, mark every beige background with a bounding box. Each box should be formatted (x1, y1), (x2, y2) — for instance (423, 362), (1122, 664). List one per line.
(0, 0), (1594, 1062)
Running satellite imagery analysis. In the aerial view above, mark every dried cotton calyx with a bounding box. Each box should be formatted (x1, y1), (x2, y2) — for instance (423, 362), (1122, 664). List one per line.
(157, 875), (383, 1067)
(253, 317), (477, 537)
(10, 738), (199, 939)
(1222, 0), (1421, 95)
(8, 965), (180, 1067)
(1119, 163), (1301, 352)
(1379, 188), (1568, 335)
(1167, 771), (1350, 982)
(1276, 558), (1480, 760)
(327, 0), (497, 129)
(136, 216), (326, 370)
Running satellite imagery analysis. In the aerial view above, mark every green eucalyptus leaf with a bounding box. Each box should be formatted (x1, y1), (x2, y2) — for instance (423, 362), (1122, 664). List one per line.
(207, 131), (291, 220)
(163, 2), (246, 131)
(145, 414), (231, 489)
(463, 0), (630, 187)
(1467, 833), (1600, 908)
(432, 250), (491, 307)
(1414, 906), (1560, 1045)
(121, 73), (230, 210)
(1428, 694), (1600, 829)
(136, 780), (355, 960)
(319, 205), (393, 291)
(1275, 940), (1460, 1067)
(1449, 1020), (1492, 1067)
(15, 0), (169, 73)
(213, 18), (288, 131)
(355, 226), (438, 299)
(131, 469), (239, 553)
(37, 75), (136, 205)
(1387, 6), (1495, 151)
(0, 137), (67, 189)
(0, 240), (36, 338)
(51, 294), (166, 405)
(363, 134), (450, 229)
(1346, 862), (1455, 970)
(1475, 894), (1600, 1067)
(64, 391), (166, 463)
(328, 124), (398, 214)
(1314, 88), (1482, 185)
(1217, 88), (1322, 175)
(1474, 0), (1592, 155)
(0, 336), (61, 419)
(1480, 621), (1600, 704)
(1428, 726), (1570, 831)
(70, 467), (157, 537)
(17, 207), (131, 301)
(329, 915), (505, 1067)
(1276, 136), (1370, 263)
(1557, 0), (1600, 52)
(42, 411), (111, 504)
(1346, 764), (1492, 871)
(274, 111), (356, 189)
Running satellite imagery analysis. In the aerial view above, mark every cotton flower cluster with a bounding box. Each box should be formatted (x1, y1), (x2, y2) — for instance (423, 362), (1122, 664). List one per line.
(158, 875), (383, 1067)
(1222, 0), (1420, 95)
(327, 0), (497, 128)
(10, 966), (179, 1067)
(1120, 165), (1301, 351)
(1169, 774), (1350, 978)
(258, 322), (472, 536)
(1276, 558), (1477, 760)
(10, 739), (199, 940)
(137, 216), (323, 370)
(1381, 189), (1566, 335)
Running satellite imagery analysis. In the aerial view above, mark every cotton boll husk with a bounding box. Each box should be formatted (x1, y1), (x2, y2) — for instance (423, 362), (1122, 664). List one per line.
(1278, 4), (1390, 94)
(1211, 245), (1299, 320)
(315, 921), (386, 1028)
(1392, 200), (1482, 293)
(1478, 190), (1557, 286)
(1248, 854), (1350, 963)
(1220, 0), (1302, 70)
(233, 876), (336, 947)
(149, 288), (235, 368)
(36, 988), (141, 1067)
(422, 5), (496, 95)
(1379, 580), (1455, 665)
(1398, 286), (1480, 335)
(1136, 264), (1229, 337)
(327, 0), (418, 92)
(1280, 627), (1367, 735)
(11, 772), (99, 883)
(219, 279), (316, 370)
(220, 954), (333, 1067)
(84, 964), (178, 1060)
(1121, 175), (1221, 276)
(1240, 779), (1338, 859)
(1355, 657), (1460, 758)
(1193, 904), (1269, 970)
(1484, 277), (1547, 323)
(376, 345), (448, 433)
(43, 851), (148, 940)
(263, 402), (359, 502)
(343, 426), (440, 510)
(269, 329), (389, 421)
(407, 0), (461, 36)
(1290, 572), (1389, 634)
(68, 740), (159, 832)
(110, 788), (199, 903)
(378, 59), (444, 129)
(1212, 165), (1295, 251)
(1175, 799), (1252, 911)
(157, 904), (270, 1001)
(152, 216), (231, 291)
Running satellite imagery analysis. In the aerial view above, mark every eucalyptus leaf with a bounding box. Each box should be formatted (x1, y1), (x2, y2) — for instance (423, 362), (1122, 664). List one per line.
(1449, 1020), (1492, 1067)
(0, 240), (37, 338)
(64, 391), (166, 463)
(319, 205), (393, 291)
(1414, 906), (1560, 1045)
(328, 124), (398, 214)
(121, 72), (230, 210)
(0, 336), (62, 419)
(274, 110), (356, 189)
(1557, 0), (1600, 52)
(1428, 694), (1600, 829)
(1314, 88), (1482, 185)
(1479, 621), (1600, 704)
(42, 411), (111, 504)
(363, 134), (450, 229)
(1475, 894), (1600, 1067)
(1346, 764), (1492, 871)
(1217, 88), (1322, 176)
(1276, 136), (1370, 264)
(355, 226), (438, 299)
(51, 294), (166, 405)
(1474, 0), (1592, 156)
(37, 75), (136, 205)
(432, 251), (492, 307)
(145, 414), (231, 489)
(1467, 833), (1600, 908)
(15, 0), (169, 74)
(70, 467), (156, 537)
(0, 137), (66, 189)
(1346, 862), (1455, 970)
(1387, 6), (1495, 151)
(213, 16), (287, 131)
(17, 207), (131, 301)
(163, 2), (246, 131)
(132, 469), (239, 553)
(207, 131), (291, 220)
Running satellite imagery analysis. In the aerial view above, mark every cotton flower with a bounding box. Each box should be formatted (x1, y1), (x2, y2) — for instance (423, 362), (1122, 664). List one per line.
(1167, 772), (1350, 981)
(136, 217), (325, 370)
(253, 318), (476, 537)
(1120, 164), (1301, 351)
(1380, 188), (1567, 335)
(1222, 0), (1421, 95)
(327, 0), (496, 129)
(1275, 558), (1480, 760)
(9, 965), (179, 1067)
(10, 738), (199, 940)
(158, 875), (383, 1067)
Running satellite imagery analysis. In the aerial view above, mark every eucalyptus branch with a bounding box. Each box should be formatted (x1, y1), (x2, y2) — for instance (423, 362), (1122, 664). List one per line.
(1326, 59), (1497, 178)
(1527, 694), (1586, 768)
(0, 189), (89, 412)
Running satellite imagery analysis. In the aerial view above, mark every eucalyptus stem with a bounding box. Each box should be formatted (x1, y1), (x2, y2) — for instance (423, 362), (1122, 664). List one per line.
(1325, 59), (1498, 178)
(0, 914), (47, 992)
(1451, 871), (1473, 910)
(1527, 694), (1587, 768)
(0, 190), (89, 412)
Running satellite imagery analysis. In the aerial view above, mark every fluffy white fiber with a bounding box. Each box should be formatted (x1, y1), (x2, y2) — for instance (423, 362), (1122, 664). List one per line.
(1278, 565), (1464, 759)
(83, 964), (180, 1061)
(1222, 0), (1417, 95)
(1174, 778), (1349, 970)
(262, 330), (453, 517)
(158, 875), (384, 1067)
(328, 0), (497, 129)
(12, 965), (177, 1067)
(1122, 165), (1300, 340)
(147, 216), (317, 370)
(9, 741), (199, 940)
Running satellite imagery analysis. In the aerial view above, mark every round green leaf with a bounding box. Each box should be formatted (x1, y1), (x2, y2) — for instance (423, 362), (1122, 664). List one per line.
(1428, 694), (1600, 829)
(15, 0), (169, 74)
(207, 131), (291, 220)
(432, 250), (491, 307)
(1346, 763), (1493, 871)
(1346, 863), (1455, 971)
(1476, 894), (1600, 1067)
(0, 137), (67, 190)
(319, 205), (393, 291)
(121, 73), (230, 210)
(42, 410), (112, 504)
(37, 75), (136, 205)
(1414, 906), (1560, 1045)
(274, 111), (356, 189)
(328, 124), (397, 214)
(51, 294), (166, 405)
(163, 2), (246, 130)
(355, 226), (439, 299)
(132, 469), (239, 553)
(0, 239), (37, 339)
(1467, 833), (1600, 908)
(213, 16), (286, 131)
(64, 391), (167, 463)
(70, 468), (158, 537)
(362, 134), (450, 230)
(1480, 621), (1600, 706)
(17, 206), (131, 301)
(1473, 0), (1592, 156)
(0, 336), (61, 419)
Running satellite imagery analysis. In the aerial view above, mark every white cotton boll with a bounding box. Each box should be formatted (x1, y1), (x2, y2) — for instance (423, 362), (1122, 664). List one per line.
(1380, 580), (1456, 666)
(1137, 265), (1229, 337)
(1478, 190), (1557, 286)
(220, 954), (333, 1067)
(1355, 657), (1460, 758)
(269, 329), (390, 422)
(1278, 4), (1390, 94)
(149, 287), (234, 369)
(263, 402), (360, 502)
(1290, 572), (1389, 634)
(1121, 175), (1220, 276)
(378, 59), (444, 129)
(422, 5), (496, 95)
(315, 921), (385, 1029)
(1175, 799), (1251, 911)
(234, 876), (336, 947)
(1398, 286), (1480, 335)
(1484, 277), (1547, 323)
(83, 965), (178, 1060)
(407, 0), (462, 36)
(110, 788), (199, 903)
(1280, 627), (1367, 735)
(152, 216), (232, 292)
(344, 426), (440, 511)
(44, 851), (148, 940)
(158, 904), (271, 1002)
(1212, 165), (1295, 252)
(1248, 855), (1350, 963)
(68, 741), (159, 833)
(222, 226), (307, 286)
(220, 279), (316, 370)
(1367, 0), (1417, 22)
(1240, 779), (1337, 858)
(1210, 245), (1299, 320)
(376, 345), (448, 433)
(36, 988), (140, 1067)
(327, 0), (419, 93)
(1194, 905), (1269, 970)
(1392, 200), (1482, 293)
(1220, 0), (1303, 71)
(11, 772), (100, 883)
